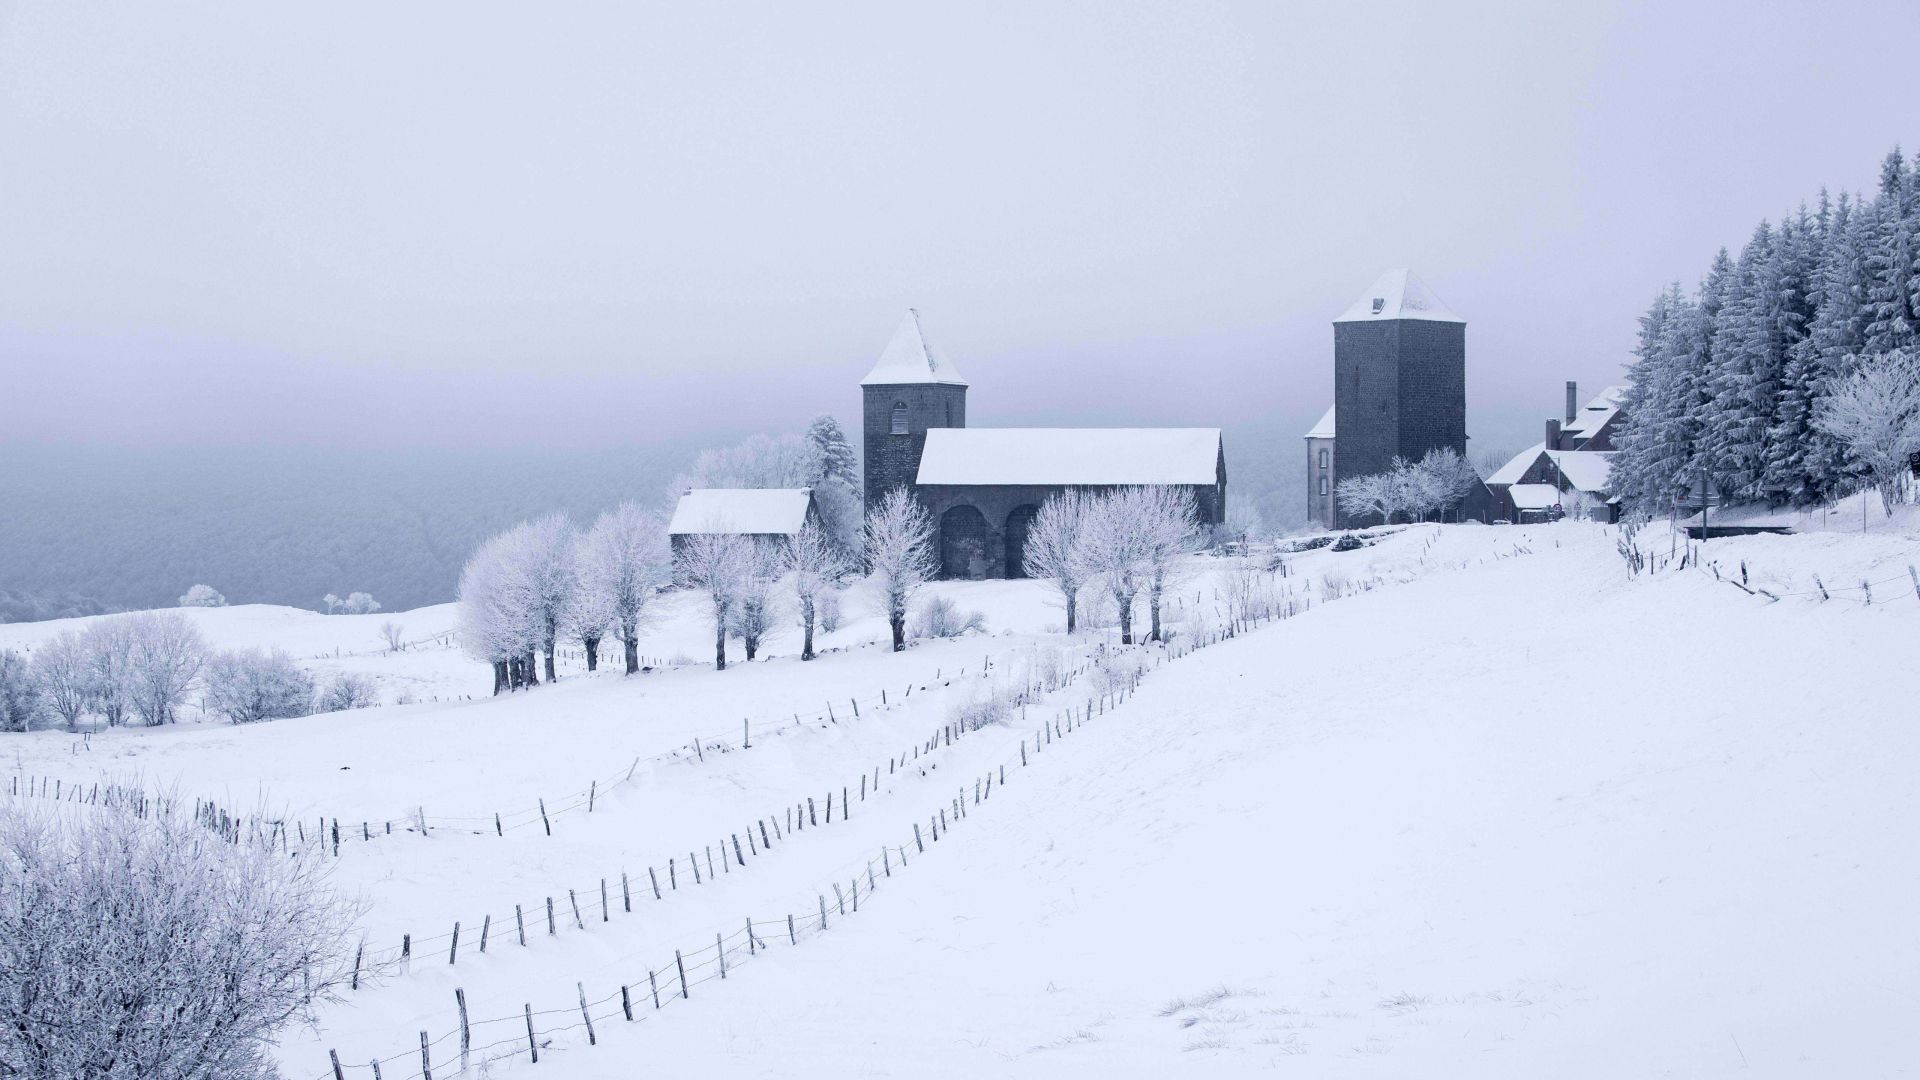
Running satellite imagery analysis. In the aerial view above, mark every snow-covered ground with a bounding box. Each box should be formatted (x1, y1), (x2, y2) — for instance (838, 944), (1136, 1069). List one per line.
(4, 520), (1916, 1078)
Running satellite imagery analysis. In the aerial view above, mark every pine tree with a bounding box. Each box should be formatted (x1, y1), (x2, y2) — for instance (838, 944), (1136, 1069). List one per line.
(1864, 148), (1917, 355)
(804, 415), (859, 491)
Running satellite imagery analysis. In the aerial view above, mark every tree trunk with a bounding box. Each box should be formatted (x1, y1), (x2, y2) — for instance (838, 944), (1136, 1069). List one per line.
(584, 636), (600, 672)
(1149, 586), (1162, 642)
(800, 598), (816, 661)
(714, 614), (728, 671)
(525, 650), (540, 686)
(492, 660), (508, 696)
(744, 637), (758, 662)
(544, 644), (557, 683)
(1117, 594), (1133, 646)
(890, 613), (906, 652)
(1064, 588), (1077, 634)
(623, 635), (639, 675)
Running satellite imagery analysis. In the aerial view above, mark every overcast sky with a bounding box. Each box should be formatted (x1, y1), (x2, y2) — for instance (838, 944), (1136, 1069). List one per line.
(3, 0), (1916, 458)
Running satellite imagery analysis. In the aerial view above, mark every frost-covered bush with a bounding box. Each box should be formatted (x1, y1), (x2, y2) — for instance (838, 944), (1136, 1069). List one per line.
(0, 650), (38, 733)
(316, 674), (377, 712)
(325, 592), (381, 615)
(912, 595), (986, 639)
(816, 588), (843, 633)
(202, 649), (315, 724)
(0, 800), (355, 1080)
(1330, 533), (1365, 552)
(950, 681), (1021, 732)
(177, 584), (226, 608)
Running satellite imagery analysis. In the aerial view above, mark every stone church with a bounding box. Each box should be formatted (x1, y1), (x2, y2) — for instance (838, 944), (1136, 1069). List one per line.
(862, 310), (1226, 579)
(1307, 269), (1491, 528)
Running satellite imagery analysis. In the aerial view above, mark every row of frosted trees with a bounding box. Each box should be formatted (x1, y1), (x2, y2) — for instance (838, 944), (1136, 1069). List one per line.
(1611, 147), (1920, 515)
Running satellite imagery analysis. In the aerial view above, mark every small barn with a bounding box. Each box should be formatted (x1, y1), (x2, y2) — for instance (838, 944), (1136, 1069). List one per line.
(667, 488), (821, 560)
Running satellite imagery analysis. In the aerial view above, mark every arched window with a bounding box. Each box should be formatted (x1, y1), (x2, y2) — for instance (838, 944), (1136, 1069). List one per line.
(1319, 448), (1330, 469)
(890, 402), (909, 435)
(1318, 476), (1329, 496)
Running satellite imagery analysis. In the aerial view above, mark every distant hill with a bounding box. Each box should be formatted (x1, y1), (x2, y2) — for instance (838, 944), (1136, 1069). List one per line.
(0, 440), (713, 619)
(0, 424), (1303, 622)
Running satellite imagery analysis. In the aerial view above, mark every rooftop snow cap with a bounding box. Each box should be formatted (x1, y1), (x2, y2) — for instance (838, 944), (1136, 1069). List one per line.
(860, 308), (968, 387)
(1305, 405), (1336, 439)
(1333, 269), (1465, 324)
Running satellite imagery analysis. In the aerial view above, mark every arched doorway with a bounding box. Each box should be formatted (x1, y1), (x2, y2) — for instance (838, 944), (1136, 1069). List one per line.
(1004, 504), (1040, 578)
(939, 505), (991, 580)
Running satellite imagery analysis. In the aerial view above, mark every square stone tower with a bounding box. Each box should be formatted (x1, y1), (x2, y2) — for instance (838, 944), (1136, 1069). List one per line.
(861, 309), (968, 511)
(1332, 269), (1467, 526)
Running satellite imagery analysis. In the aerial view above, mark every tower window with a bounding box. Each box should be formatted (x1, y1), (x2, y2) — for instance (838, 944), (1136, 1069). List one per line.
(890, 402), (909, 435)
(1319, 448), (1329, 468)
(1318, 476), (1329, 495)
(1371, 298), (1385, 314)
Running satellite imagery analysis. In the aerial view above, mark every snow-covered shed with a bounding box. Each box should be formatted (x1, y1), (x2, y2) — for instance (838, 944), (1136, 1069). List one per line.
(667, 488), (820, 558)
(1486, 446), (1616, 523)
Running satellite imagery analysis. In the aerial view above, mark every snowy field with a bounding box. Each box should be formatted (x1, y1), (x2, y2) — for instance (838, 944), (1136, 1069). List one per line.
(3, 520), (1917, 1078)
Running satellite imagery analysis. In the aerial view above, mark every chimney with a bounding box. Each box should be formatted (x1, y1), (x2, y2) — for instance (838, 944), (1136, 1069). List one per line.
(1565, 381), (1578, 425)
(1545, 418), (1562, 450)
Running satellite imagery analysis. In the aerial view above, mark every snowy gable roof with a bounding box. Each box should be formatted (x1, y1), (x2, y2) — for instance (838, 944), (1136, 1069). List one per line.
(1333, 268), (1465, 325)
(1305, 405), (1335, 439)
(859, 309), (968, 387)
(916, 428), (1222, 487)
(668, 488), (814, 536)
(1563, 386), (1627, 439)
(1545, 450), (1614, 494)
(1486, 443), (1547, 487)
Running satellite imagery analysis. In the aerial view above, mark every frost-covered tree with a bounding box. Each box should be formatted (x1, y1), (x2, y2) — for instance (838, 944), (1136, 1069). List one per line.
(340, 592), (380, 616)
(458, 528), (541, 694)
(0, 799), (356, 1080)
(1021, 490), (1093, 633)
(729, 546), (782, 661)
(29, 632), (89, 733)
(507, 514), (576, 683)
(378, 621), (406, 654)
(669, 433), (811, 499)
(1078, 489), (1149, 645)
(0, 651), (36, 733)
(784, 520), (848, 661)
(322, 593), (342, 615)
(577, 503), (668, 675)
(79, 617), (136, 727)
(125, 612), (207, 726)
(202, 649), (315, 724)
(1335, 473), (1392, 526)
(177, 584), (226, 608)
(864, 488), (936, 652)
(676, 531), (755, 670)
(1136, 486), (1200, 643)
(317, 674), (377, 712)
(1815, 350), (1920, 515)
(1416, 447), (1482, 520)
(805, 415), (865, 558)
(805, 415), (859, 491)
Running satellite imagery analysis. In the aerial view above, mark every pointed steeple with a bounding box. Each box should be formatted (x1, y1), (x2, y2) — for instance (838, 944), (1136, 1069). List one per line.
(860, 309), (968, 386)
(1333, 269), (1465, 324)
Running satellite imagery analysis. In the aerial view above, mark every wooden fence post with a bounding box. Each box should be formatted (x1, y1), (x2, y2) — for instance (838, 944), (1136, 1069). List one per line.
(525, 1004), (538, 1063)
(480, 914), (491, 953)
(650, 969), (660, 1009)
(538, 798), (551, 836)
(578, 983), (596, 1045)
(418, 1030), (432, 1080)
(456, 988), (470, 1070)
(676, 951), (689, 998)
(448, 922), (459, 964)
(621, 984), (633, 1021)
(329, 1049), (344, 1080)
(516, 904), (526, 946)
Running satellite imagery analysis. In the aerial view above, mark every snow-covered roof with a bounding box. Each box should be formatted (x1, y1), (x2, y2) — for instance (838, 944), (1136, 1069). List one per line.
(916, 428), (1222, 487)
(1507, 483), (1561, 511)
(1545, 450), (1614, 494)
(1564, 385), (1627, 438)
(1333, 269), (1465, 325)
(1486, 443), (1547, 487)
(1305, 405), (1335, 439)
(859, 309), (968, 387)
(668, 488), (814, 536)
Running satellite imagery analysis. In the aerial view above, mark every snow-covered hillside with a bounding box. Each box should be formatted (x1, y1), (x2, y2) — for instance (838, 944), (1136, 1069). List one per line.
(3, 521), (1915, 1078)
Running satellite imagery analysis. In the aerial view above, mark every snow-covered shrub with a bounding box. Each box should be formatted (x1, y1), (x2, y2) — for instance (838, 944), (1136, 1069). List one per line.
(949, 680), (1021, 732)
(177, 584), (226, 608)
(0, 650), (38, 732)
(316, 674), (377, 712)
(379, 621), (406, 654)
(0, 799), (355, 1080)
(1330, 533), (1365, 552)
(202, 649), (314, 724)
(125, 612), (207, 726)
(912, 595), (986, 639)
(816, 588), (844, 633)
(340, 592), (380, 615)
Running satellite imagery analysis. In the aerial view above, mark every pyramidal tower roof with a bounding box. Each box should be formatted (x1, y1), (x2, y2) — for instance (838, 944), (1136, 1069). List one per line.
(1333, 268), (1465, 324)
(860, 309), (968, 387)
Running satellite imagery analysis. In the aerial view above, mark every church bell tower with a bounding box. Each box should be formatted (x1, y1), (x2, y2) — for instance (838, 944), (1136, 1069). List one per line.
(861, 309), (967, 512)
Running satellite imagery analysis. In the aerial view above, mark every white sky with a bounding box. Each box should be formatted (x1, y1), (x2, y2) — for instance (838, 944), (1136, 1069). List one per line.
(2, 0), (1916, 456)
